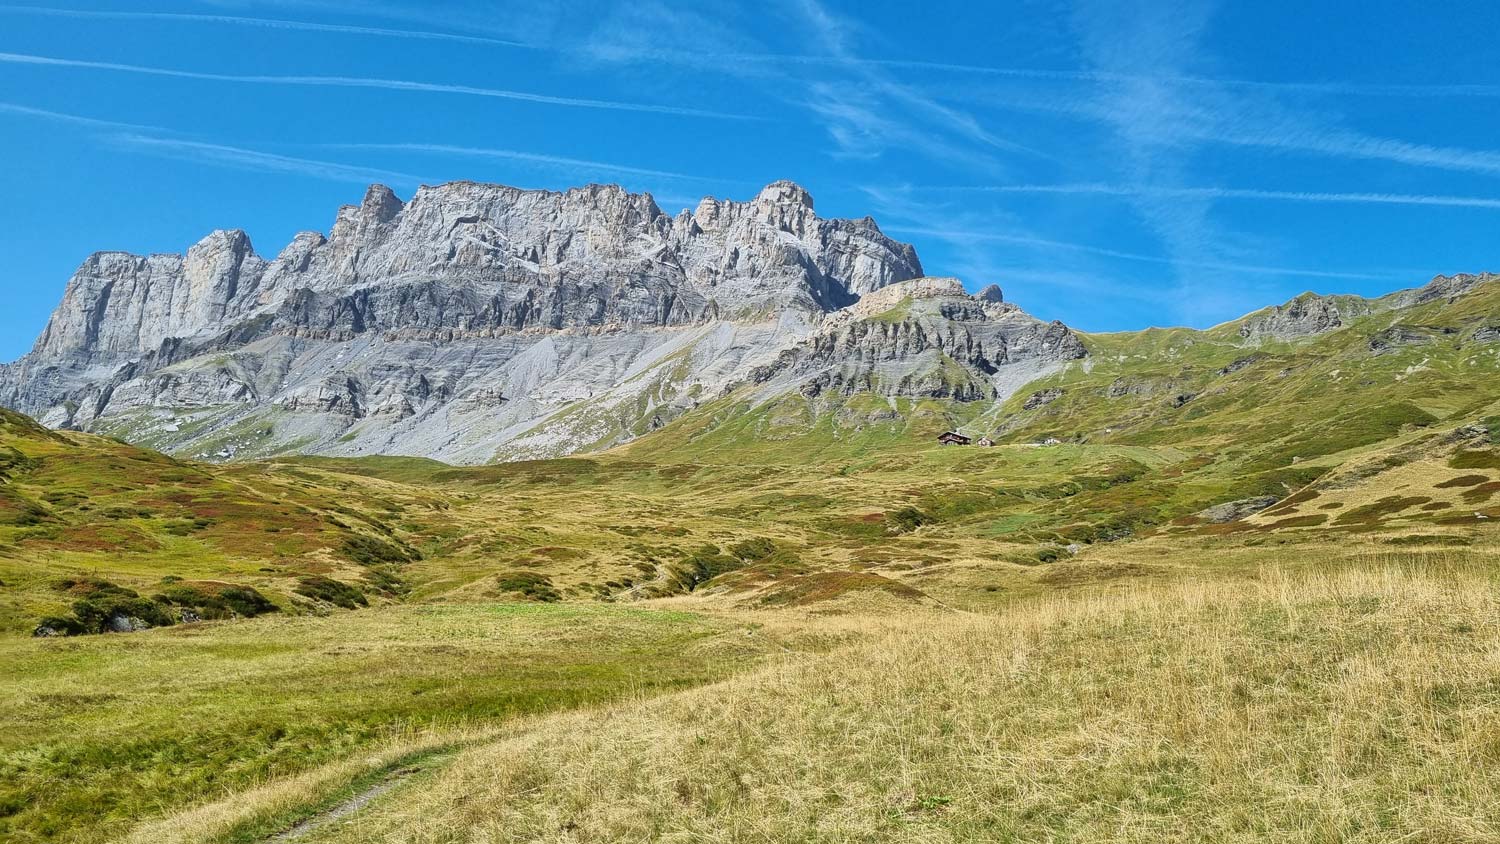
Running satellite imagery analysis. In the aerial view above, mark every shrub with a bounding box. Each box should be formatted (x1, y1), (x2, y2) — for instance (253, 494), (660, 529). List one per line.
(1436, 474), (1489, 488)
(495, 571), (562, 602)
(885, 507), (931, 535)
(362, 565), (411, 597)
(1386, 535), (1471, 547)
(42, 578), (176, 635)
(294, 576), (368, 609)
(341, 534), (420, 566)
(1450, 450), (1500, 470)
(668, 545), (747, 593)
(156, 583), (278, 620)
(729, 537), (777, 561)
(100, 506), (154, 520)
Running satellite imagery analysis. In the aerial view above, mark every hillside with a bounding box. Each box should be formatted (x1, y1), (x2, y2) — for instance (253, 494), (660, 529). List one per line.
(0, 406), (445, 636)
(6, 269), (1498, 637)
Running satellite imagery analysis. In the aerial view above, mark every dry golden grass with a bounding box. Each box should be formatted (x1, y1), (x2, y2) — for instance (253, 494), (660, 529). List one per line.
(257, 558), (1500, 843)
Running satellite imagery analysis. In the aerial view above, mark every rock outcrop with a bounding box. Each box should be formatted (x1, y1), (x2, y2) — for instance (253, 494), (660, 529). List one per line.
(1236, 293), (1372, 342)
(1236, 273), (1497, 343)
(748, 277), (1086, 403)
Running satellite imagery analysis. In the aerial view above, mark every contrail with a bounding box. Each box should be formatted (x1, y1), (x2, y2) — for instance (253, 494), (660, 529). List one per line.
(884, 225), (1404, 281)
(938, 183), (1500, 210)
(321, 143), (707, 181)
(116, 135), (433, 185)
(0, 51), (758, 121)
(0, 5), (538, 49)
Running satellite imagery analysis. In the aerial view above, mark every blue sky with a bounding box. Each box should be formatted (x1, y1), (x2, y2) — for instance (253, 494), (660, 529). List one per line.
(3, 0), (1500, 361)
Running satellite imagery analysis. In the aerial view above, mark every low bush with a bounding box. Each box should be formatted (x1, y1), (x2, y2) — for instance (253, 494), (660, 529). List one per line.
(156, 583), (278, 620)
(1450, 450), (1500, 470)
(294, 575), (368, 609)
(885, 507), (931, 535)
(362, 565), (411, 597)
(341, 534), (421, 566)
(35, 578), (174, 636)
(1385, 534), (1471, 547)
(669, 545), (748, 593)
(729, 537), (777, 561)
(495, 571), (562, 602)
(35, 578), (280, 636)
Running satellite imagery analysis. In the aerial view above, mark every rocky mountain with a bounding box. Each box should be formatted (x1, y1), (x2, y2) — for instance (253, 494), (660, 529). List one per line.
(748, 277), (1084, 402)
(1233, 273), (1496, 343)
(0, 180), (1084, 463)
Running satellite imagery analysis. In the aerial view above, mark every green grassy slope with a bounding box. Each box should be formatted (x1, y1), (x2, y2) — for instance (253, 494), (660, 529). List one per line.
(600, 276), (1500, 551)
(1, 602), (776, 843)
(0, 408), (449, 635)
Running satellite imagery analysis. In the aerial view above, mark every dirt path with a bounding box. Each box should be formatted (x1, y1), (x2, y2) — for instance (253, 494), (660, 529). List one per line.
(268, 763), (427, 842)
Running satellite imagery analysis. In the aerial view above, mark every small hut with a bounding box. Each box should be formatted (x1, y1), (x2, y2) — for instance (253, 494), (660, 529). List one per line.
(937, 431), (972, 446)
(977, 436), (995, 447)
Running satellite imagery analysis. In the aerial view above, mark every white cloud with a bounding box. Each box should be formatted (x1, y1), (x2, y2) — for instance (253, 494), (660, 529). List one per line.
(0, 100), (169, 133)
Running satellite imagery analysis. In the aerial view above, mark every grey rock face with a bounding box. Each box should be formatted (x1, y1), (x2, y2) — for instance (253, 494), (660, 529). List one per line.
(747, 278), (1086, 403)
(1236, 273), (1496, 344)
(1197, 496), (1281, 524)
(8, 180), (1028, 463)
(1387, 272), (1495, 307)
(1022, 388), (1064, 410)
(1237, 293), (1372, 342)
(1368, 325), (1445, 355)
(25, 180), (922, 366)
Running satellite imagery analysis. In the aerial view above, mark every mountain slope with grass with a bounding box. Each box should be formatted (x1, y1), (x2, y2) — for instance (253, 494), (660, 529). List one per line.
(0, 406), (443, 637)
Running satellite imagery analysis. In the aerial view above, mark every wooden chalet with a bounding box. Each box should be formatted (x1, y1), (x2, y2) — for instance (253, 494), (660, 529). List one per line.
(936, 431), (972, 446)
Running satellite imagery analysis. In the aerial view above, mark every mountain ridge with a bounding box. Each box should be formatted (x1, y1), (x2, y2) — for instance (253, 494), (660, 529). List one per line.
(2, 180), (1014, 463)
(1, 179), (1494, 466)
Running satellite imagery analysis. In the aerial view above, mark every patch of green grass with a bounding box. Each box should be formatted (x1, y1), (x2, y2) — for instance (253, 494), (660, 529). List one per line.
(0, 603), (771, 844)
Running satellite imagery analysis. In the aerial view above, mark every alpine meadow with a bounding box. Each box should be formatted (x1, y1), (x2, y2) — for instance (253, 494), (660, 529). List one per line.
(4, 2), (1500, 843)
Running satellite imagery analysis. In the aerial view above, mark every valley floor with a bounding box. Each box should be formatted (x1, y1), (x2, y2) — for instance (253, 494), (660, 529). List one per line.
(114, 551), (1500, 844)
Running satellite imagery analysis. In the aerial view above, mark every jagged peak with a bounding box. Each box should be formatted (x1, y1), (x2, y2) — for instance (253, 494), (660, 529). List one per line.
(976, 284), (1004, 304)
(360, 184), (404, 222)
(190, 228), (253, 252)
(754, 180), (814, 209)
(840, 277), (968, 321)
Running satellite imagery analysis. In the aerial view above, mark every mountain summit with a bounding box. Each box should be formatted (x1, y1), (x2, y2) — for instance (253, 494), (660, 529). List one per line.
(0, 181), (1080, 463)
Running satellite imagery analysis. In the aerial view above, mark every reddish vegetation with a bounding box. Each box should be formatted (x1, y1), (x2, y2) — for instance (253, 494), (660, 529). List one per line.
(759, 571), (925, 607)
(1461, 482), (1500, 504)
(33, 523), (161, 553)
(1436, 474), (1491, 489)
(1263, 514), (1330, 529)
